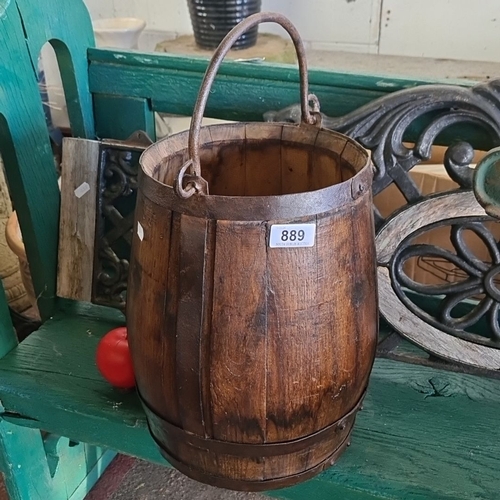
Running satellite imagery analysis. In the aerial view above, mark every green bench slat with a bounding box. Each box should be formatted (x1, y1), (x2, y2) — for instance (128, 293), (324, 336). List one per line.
(0, 301), (497, 499)
(88, 49), (492, 150)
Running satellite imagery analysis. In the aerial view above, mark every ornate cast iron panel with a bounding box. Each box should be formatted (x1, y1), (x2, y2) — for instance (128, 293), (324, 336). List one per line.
(265, 79), (500, 226)
(392, 220), (500, 345)
(268, 78), (500, 372)
(376, 190), (500, 370)
(92, 133), (151, 310)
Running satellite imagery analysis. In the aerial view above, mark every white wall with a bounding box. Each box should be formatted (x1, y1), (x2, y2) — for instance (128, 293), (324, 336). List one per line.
(256, 0), (382, 53)
(84, 0), (500, 63)
(379, 0), (500, 63)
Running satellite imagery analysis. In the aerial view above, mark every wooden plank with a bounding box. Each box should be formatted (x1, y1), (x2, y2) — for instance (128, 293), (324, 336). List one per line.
(210, 221), (268, 445)
(268, 481), (386, 500)
(202, 125), (246, 196)
(280, 126), (320, 195)
(87, 52), (492, 151)
(309, 134), (345, 191)
(245, 123), (283, 196)
(208, 220), (268, 482)
(88, 48), (475, 91)
(0, 424), (54, 500)
(313, 209), (372, 425)
(57, 138), (100, 302)
(126, 193), (179, 425)
(176, 214), (208, 436)
(265, 223), (320, 441)
(264, 217), (321, 480)
(200, 220), (216, 439)
(89, 61), (389, 122)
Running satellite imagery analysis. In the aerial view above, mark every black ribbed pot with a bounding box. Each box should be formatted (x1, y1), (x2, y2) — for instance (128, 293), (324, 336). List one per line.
(188, 0), (262, 50)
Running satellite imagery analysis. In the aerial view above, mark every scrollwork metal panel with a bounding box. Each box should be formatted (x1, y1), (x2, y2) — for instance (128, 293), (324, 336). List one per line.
(266, 79), (500, 227)
(92, 135), (150, 310)
(266, 79), (500, 371)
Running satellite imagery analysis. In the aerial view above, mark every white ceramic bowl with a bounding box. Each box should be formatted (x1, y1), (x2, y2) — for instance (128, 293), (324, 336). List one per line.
(93, 18), (147, 49)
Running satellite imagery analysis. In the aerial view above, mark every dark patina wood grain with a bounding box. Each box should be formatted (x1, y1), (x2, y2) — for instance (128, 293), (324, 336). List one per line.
(127, 121), (377, 490)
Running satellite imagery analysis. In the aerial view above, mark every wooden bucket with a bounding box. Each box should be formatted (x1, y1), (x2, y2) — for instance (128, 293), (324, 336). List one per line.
(128, 12), (378, 491)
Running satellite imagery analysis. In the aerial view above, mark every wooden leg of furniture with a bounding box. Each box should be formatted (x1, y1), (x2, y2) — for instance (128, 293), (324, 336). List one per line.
(0, 420), (115, 500)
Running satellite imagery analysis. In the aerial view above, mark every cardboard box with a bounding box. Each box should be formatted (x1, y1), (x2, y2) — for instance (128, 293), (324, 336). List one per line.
(374, 161), (500, 287)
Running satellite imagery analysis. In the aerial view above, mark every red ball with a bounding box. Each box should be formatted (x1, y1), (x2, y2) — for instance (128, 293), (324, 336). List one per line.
(96, 327), (135, 389)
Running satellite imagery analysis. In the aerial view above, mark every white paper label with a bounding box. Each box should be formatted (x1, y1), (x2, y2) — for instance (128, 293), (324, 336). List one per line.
(137, 221), (144, 241)
(74, 182), (90, 198)
(269, 223), (316, 248)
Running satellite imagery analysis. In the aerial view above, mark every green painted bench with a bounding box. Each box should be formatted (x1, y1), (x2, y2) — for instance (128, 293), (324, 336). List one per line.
(1, 1), (500, 499)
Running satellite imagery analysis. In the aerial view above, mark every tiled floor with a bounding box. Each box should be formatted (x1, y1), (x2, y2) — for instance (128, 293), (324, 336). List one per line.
(86, 455), (267, 500)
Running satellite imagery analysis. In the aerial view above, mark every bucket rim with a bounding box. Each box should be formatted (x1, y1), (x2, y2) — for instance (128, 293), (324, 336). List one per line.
(139, 122), (373, 221)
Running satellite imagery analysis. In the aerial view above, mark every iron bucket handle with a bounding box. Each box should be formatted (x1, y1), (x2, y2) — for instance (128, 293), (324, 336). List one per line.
(175, 11), (321, 199)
